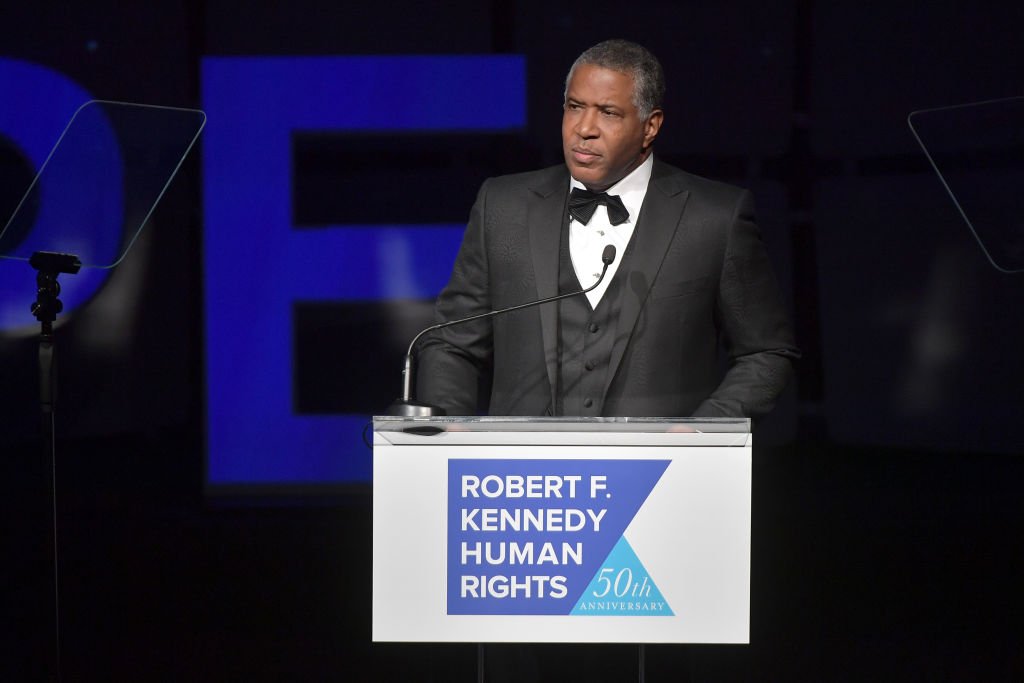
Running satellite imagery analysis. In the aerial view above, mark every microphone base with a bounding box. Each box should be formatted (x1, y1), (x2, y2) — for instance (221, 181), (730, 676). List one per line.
(387, 400), (447, 417)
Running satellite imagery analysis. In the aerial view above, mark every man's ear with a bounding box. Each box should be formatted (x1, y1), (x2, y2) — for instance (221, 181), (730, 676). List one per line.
(643, 109), (664, 150)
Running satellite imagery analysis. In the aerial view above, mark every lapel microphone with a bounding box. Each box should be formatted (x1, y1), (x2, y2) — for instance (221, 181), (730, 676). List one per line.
(389, 245), (617, 416)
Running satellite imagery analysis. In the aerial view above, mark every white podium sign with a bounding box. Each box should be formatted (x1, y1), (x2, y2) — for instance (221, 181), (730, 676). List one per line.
(372, 417), (751, 644)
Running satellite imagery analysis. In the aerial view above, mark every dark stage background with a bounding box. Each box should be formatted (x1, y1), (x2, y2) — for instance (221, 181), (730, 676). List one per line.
(2, 1), (1023, 680)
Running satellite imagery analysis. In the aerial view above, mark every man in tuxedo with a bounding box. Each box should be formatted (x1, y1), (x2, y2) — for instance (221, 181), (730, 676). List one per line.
(418, 39), (798, 420)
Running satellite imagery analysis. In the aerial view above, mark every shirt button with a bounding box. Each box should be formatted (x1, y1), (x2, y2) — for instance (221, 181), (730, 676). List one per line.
(583, 398), (594, 408)
(584, 361), (595, 371)
(588, 323), (599, 333)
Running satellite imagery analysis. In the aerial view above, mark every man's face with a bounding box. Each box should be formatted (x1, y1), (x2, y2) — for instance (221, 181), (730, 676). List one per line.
(562, 64), (663, 192)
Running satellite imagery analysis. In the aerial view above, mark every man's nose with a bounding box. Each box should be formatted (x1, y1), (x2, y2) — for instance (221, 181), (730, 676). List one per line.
(576, 109), (599, 138)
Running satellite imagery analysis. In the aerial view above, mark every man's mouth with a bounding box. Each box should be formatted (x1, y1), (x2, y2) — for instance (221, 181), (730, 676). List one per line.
(572, 148), (600, 163)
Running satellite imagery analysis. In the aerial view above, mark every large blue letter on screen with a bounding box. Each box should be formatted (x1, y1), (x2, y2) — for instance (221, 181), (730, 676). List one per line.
(202, 56), (526, 486)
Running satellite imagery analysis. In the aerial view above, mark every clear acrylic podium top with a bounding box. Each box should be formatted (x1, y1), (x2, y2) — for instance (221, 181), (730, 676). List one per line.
(373, 416), (751, 447)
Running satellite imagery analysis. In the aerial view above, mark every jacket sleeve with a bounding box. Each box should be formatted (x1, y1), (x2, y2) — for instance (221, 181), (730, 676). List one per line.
(692, 190), (800, 419)
(416, 180), (494, 415)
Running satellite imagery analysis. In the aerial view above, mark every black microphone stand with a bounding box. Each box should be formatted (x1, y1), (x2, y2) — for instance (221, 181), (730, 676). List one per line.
(29, 250), (81, 682)
(389, 245), (617, 416)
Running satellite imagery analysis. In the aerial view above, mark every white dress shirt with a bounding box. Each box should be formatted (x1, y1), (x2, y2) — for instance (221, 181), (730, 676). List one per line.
(569, 154), (654, 308)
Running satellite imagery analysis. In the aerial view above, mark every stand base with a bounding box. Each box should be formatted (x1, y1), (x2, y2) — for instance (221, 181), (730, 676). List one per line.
(387, 400), (447, 417)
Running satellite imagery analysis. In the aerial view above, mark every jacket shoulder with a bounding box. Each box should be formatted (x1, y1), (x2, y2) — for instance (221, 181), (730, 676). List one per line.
(481, 164), (567, 197)
(652, 160), (750, 206)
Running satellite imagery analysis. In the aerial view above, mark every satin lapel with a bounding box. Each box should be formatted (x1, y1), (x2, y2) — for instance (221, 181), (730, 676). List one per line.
(603, 163), (690, 400)
(527, 168), (569, 409)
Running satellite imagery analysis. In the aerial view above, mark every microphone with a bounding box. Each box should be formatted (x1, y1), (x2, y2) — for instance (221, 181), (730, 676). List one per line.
(389, 244), (618, 416)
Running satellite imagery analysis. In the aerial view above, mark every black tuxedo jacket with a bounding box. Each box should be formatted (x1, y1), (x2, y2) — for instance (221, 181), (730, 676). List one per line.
(418, 160), (799, 418)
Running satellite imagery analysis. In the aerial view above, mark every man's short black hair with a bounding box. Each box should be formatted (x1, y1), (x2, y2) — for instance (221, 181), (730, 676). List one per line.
(565, 39), (666, 120)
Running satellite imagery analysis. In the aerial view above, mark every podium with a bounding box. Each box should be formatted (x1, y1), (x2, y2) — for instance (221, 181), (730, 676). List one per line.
(372, 417), (752, 644)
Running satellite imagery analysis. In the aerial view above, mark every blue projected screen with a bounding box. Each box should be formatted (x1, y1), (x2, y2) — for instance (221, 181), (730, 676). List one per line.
(202, 56), (526, 488)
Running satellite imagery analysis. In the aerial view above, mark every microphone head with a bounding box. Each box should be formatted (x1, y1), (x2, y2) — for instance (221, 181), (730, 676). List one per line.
(602, 244), (617, 265)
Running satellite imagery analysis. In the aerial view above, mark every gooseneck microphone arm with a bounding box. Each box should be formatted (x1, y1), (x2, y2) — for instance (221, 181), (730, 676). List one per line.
(390, 244), (617, 416)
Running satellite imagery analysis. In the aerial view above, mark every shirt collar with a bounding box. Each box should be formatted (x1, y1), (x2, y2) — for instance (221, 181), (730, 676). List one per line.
(569, 154), (654, 225)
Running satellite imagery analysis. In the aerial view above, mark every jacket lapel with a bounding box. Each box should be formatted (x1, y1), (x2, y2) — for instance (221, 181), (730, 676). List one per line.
(603, 161), (690, 400)
(527, 167), (569, 410)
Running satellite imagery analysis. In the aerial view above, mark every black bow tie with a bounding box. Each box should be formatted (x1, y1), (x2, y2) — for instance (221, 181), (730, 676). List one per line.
(568, 187), (629, 226)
